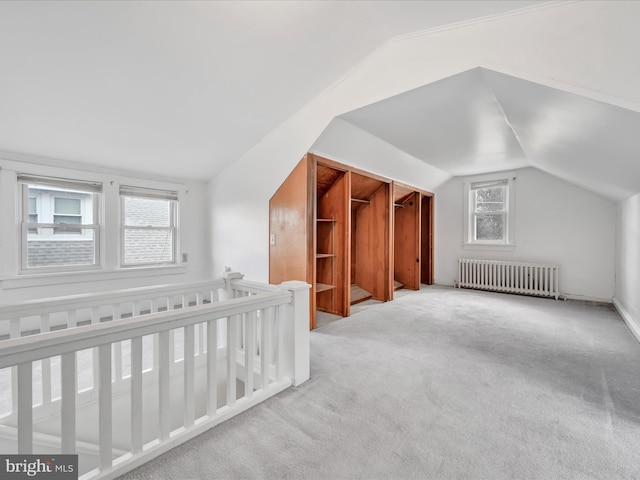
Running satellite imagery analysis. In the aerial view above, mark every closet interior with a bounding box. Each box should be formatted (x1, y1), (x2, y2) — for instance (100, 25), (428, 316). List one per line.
(269, 153), (433, 329)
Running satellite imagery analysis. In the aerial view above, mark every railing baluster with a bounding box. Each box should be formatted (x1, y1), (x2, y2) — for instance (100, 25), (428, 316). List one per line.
(61, 352), (76, 454)
(184, 324), (195, 427)
(169, 329), (175, 367)
(17, 362), (33, 454)
(245, 311), (256, 397)
(167, 298), (175, 368)
(10, 318), (20, 339)
(151, 300), (160, 375)
(98, 344), (112, 470)
(41, 313), (52, 406)
(133, 301), (141, 318)
(197, 323), (204, 356)
(10, 318), (20, 417)
(159, 330), (171, 440)
(113, 306), (123, 383)
(276, 305), (285, 381)
(68, 309), (77, 329)
(261, 308), (273, 389)
(91, 308), (100, 391)
(207, 319), (218, 416)
(226, 316), (237, 407)
(131, 336), (143, 454)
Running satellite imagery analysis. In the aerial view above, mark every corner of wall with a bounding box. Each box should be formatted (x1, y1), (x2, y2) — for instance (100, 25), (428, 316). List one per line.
(613, 297), (640, 344)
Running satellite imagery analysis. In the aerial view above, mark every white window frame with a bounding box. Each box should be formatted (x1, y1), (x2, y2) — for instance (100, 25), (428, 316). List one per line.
(120, 185), (178, 268)
(463, 172), (516, 250)
(18, 173), (102, 272)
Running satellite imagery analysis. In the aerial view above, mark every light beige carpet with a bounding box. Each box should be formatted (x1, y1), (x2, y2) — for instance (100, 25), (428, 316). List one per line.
(120, 286), (640, 480)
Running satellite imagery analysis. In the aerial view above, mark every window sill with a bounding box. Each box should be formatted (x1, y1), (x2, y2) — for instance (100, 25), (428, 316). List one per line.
(462, 243), (516, 252)
(1, 265), (188, 291)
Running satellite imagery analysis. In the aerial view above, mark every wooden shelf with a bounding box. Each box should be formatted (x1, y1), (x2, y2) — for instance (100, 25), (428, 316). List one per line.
(316, 253), (335, 259)
(350, 284), (373, 304)
(316, 283), (336, 293)
(351, 198), (370, 204)
(317, 218), (337, 222)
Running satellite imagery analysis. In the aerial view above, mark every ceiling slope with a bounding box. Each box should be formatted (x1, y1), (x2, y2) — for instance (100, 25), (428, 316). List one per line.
(339, 67), (640, 201)
(483, 69), (640, 201)
(339, 68), (529, 176)
(0, 0), (541, 181)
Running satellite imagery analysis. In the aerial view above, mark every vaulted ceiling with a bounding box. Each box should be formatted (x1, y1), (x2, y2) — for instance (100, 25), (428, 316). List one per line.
(339, 67), (640, 200)
(0, 0), (540, 180)
(1, 1), (639, 202)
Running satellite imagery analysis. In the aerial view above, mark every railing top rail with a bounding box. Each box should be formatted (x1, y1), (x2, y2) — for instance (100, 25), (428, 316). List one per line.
(0, 278), (226, 318)
(231, 279), (281, 294)
(0, 289), (291, 369)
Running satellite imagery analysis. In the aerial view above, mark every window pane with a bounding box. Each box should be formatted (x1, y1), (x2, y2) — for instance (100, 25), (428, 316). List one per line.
(28, 215), (38, 233)
(123, 197), (171, 227)
(123, 228), (174, 265)
(53, 217), (82, 234)
(28, 198), (38, 232)
(27, 229), (95, 267)
(54, 216), (81, 225)
(28, 197), (38, 229)
(54, 197), (81, 214)
(475, 214), (505, 241)
(475, 186), (505, 212)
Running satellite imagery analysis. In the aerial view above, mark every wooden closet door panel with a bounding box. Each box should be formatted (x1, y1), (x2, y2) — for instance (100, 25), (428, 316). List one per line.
(394, 192), (420, 290)
(354, 183), (390, 301)
(421, 194), (434, 285)
(269, 156), (313, 284)
(269, 156), (314, 327)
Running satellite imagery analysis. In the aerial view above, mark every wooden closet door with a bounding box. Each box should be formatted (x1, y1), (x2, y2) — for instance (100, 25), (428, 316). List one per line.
(394, 192), (420, 290)
(269, 155), (315, 327)
(421, 194), (434, 285)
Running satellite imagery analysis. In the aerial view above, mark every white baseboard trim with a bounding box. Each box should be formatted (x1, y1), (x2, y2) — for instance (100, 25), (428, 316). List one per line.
(613, 297), (640, 344)
(562, 293), (613, 303)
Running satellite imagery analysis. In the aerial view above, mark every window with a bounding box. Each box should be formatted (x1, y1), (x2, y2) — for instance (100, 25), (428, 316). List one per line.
(18, 174), (102, 270)
(120, 186), (178, 267)
(472, 180), (507, 241)
(54, 197), (82, 234)
(464, 174), (515, 248)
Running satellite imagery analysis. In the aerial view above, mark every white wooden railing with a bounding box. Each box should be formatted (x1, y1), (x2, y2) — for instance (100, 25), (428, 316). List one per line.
(0, 272), (310, 479)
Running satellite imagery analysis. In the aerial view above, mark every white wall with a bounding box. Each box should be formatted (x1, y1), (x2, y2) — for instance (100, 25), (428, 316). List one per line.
(310, 118), (451, 193)
(0, 156), (211, 303)
(614, 193), (640, 340)
(435, 167), (616, 302)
